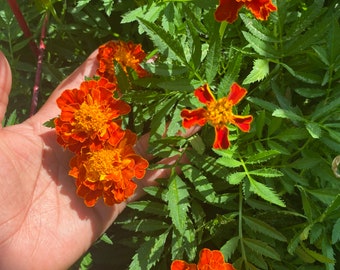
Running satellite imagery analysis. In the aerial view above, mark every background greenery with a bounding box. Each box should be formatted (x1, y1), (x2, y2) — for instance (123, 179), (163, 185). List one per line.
(1, 0), (340, 269)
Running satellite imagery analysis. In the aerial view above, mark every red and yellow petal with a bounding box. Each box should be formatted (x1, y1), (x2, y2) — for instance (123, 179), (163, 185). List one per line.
(231, 114), (253, 132)
(181, 108), (207, 128)
(227, 83), (248, 105)
(194, 84), (216, 105)
(214, 0), (244, 23)
(213, 126), (230, 149)
(245, 0), (277, 21)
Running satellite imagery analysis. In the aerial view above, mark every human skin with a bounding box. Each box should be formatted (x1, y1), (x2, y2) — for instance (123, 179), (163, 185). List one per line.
(0, 50), (189, 269)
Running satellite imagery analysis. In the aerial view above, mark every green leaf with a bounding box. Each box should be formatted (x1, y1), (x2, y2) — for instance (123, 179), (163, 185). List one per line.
(243, 59), (269, 85)
(127, 201), (167, 216)
(242, 31), (279, 58)
(272, 108), (305, 122)
(332, 218), (340, 244)
(220, 236), (239, 261)
(243, 238), (281, 260)
(248, 168), (283, 178)
(129, 232), (169, 270)
(205, 33), (221, 84)
(43, 117), (56, 128)
(99, 233), (113, 245)
(121, 219), (169, 233)
(301, 244), (335, 264)
(247, 96), (279, 112)
(306, 122), (322, 139)
(240, 14), (278, 42)
(228, 172), (246, 185)
(243, 216), (287, 242)
(249, 177), (286, 207)
(166, 175), (190, 234)
(294, 87), (326, 98)
(138, 17), (187, 64)
(246, 149), (280, 164)
(79, 252), (92, 270)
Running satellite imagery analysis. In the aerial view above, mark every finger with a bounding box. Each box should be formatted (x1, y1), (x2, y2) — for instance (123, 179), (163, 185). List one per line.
(0, 51), (12, 126)
(31, 49), (99, 125)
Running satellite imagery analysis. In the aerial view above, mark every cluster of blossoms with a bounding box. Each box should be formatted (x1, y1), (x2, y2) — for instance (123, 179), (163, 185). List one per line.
(54, 41), (149, 207)
(171, 248), (235, 270)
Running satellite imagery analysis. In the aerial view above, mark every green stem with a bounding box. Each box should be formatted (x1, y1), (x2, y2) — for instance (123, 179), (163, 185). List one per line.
(238, 184), (248, 266)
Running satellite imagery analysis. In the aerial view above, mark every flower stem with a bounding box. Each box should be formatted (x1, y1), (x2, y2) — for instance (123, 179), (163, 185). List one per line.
(238, 184), (248, 266)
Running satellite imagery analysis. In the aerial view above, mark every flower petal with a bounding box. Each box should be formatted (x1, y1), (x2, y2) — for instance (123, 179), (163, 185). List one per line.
(171, 260), (197, 270)
(194, 84), (216, 104)
(245, 0), (277, 21)
(181, 108), (207, 128)
(227, 83), (248, 105)
(214, 0), (244, 23)
(213, 126), (230, 149)
(231, 114), (254, 132)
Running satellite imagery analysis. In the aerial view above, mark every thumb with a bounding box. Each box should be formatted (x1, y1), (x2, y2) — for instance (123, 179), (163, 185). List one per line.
(0, 51), (12, 126)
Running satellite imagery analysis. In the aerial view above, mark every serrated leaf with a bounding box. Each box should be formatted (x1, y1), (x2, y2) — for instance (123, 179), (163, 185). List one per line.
(220, 236), (239, 261)
(332, 218), (340, 244)
(183, 165), (233, 205)
(301, 244), (335, 264)
(138, 17), (187, 64)
(43, 117), (56, 128)
(306, 122), (322, 138)
(216, 155), (242, 168)
(272, 108), (305, 122)
(99, 233), (113, 245)
(240, 14), (278, 42)
(242, 31), (279, 58)
(294, 87), (326, 98)
(243, 238), (281, 260)
(248, 168), (283, 178)
(243, 216), (287, 242)
(247, 96), (279, 112)
(249, 177), (286, 207)
(129, 232), (169, 270)
(166, 175), (190, 234)
(243, 59), (269, 85)
(228, 172), (246, 185)
(122, 219), (169, 233)
(127, 201), (167, 216)
(205, 34), (221, 84)
(189, 134), (205, 155)
(246, 150), (280, 164)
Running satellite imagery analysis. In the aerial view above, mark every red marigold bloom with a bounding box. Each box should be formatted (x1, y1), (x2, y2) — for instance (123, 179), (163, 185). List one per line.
(171, 248), (235, 270)
(96, 40), (149, 83)
(69, 130), (149, 207)
(54, 77), (131, 153)
(181, 83), (253, 149)
(214, 0), (277, 23)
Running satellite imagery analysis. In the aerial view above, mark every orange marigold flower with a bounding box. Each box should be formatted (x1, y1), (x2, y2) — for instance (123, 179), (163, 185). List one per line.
(54, 77), (131, 153)
(171, 248), (235, 270)
(96, 40), (149, 83)
(69, 130), (149, 207)
(181, 83), (253, 149)
(214, 0), (277, 23)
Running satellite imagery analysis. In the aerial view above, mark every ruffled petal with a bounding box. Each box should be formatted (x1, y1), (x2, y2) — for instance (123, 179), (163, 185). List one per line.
(194, 84), (216, 104)
(181, 108), (207, 128)
(227, 82), (248, 105)
(214, 0), (244, 23)
(245, 0), (277, 20)
(170, 260), (197, 270)
(231, 114), (253, 132)
(213, 126), (230, 149)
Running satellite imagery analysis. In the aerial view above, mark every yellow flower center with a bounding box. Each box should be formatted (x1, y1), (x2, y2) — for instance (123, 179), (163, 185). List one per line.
(205, 97), (234, 127)
(86, 149), (122, 182)
(115, 46), (138, 71)
(73, 102), (110, 135)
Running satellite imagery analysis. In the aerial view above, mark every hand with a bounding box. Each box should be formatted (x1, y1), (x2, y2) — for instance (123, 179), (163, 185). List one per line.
(0, 50), (182, 270)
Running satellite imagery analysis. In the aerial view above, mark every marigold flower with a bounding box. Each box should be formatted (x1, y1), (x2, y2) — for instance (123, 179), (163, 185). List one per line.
(214, 0), (277, 23)
(96, 40), (149, 83)
(69, 130), (149, 207)
(171, 248), (235, 270)
(54, 77), (131, 153)
(181, 83), (253, 149)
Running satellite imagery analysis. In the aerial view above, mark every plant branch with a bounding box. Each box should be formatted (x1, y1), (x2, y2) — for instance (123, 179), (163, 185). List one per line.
(7, 0), (39, 57)
(30, 12), (49, 116)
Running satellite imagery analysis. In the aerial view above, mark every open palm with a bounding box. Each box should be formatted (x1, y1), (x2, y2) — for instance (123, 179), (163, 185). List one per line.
(0, 51), (175, 270)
